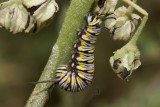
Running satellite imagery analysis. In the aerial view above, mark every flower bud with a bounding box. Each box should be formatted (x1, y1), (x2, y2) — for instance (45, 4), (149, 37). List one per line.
(0, 1), (35, 33)
(104, 6), (141, 41)
(23, 0), (59, 31)
(110, 44), (141, 80)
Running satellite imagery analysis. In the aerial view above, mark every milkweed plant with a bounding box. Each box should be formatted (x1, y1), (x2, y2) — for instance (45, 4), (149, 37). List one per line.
(0, 0), (148, 107)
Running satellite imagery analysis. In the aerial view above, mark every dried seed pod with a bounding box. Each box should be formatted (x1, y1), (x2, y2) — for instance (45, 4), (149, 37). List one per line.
(0, 0), (35, 33)
(104, 6), (141, 41)
(0, 0), (59, 33)
(94, 0), (118, 15)
(110, 44), (141, 80)
(23, 0), (59, 32)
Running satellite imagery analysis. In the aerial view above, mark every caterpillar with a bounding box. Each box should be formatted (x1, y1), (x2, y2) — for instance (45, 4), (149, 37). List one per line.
(55, 13), (102, 92)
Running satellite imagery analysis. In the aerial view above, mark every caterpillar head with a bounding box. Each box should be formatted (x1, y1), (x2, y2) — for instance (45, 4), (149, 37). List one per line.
(86, 13), (102, 27)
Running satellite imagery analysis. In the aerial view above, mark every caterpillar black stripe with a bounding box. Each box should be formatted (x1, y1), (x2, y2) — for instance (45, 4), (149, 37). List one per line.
(55, 13), (102, 92)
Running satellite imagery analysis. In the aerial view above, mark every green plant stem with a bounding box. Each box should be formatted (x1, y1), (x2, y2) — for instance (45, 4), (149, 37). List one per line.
(129, 16), (148, 45)
(25, 0), (94, 107)
(122, 0), (148, 16)
(127, 0), (137, 15)
(122, 0), (148, 45)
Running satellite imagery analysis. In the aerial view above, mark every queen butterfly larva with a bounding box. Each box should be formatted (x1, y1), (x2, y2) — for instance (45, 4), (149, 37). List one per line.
(54, 13), (102, 92)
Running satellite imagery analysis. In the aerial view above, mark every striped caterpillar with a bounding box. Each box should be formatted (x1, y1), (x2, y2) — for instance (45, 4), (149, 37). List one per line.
(55, 13), (102, 92)
(33, 13), (102, 92)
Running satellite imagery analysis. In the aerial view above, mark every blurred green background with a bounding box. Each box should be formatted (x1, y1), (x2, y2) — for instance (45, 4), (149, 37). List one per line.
(0, 0), (160, 107)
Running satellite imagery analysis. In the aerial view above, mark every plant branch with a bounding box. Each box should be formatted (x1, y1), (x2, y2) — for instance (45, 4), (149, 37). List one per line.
(122, 0), (148, 16)
(122, 0), (148, 45)
(129, 16), (148, 45)
(25, 0), (94, 107)
(127, 0), (137, 15)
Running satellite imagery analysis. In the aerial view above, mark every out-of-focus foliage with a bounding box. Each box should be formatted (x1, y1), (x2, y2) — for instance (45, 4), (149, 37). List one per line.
(0, 0), (160, 107)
